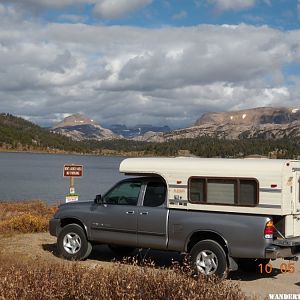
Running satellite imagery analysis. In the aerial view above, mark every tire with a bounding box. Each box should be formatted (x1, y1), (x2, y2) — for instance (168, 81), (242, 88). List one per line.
(238, 258), (270, 272)
(57, 224), (92, 260)
(108, 245), (136, 256)
(190, 240), (228, 279)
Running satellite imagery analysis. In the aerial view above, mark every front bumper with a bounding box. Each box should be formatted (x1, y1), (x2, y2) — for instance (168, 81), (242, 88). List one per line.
(266, 236), (300, 259)
(49, 218), (61, 237)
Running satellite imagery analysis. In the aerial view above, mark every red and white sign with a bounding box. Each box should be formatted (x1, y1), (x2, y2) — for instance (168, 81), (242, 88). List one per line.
(63, 165), (83, 177)
(66, 195), (79, 203)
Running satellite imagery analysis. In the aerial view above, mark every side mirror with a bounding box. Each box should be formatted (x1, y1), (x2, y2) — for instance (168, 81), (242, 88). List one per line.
(94, 194), (102, 204)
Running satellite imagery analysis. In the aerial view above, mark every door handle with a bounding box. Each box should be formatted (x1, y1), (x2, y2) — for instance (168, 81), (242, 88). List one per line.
(140, 212), (149, 215)
(126, 211), (135, 214)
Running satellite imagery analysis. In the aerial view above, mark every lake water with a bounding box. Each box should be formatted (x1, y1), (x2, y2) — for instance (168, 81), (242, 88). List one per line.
(0, 152), (126, 204)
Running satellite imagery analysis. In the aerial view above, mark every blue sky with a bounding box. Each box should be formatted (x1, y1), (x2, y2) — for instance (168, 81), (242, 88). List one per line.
(41, 1), (300, 30)
(0, 0), (300, 128)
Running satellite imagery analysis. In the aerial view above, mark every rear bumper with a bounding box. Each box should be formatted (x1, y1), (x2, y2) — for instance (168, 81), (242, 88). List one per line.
(265, 237), (300, 259)
(49, 218), (60, 237)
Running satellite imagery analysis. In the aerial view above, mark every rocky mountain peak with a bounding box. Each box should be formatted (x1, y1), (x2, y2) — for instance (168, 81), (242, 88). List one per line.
(52, 113), (118, 141)
(195, 107), (300, 126)
(53, 113), (97, 129)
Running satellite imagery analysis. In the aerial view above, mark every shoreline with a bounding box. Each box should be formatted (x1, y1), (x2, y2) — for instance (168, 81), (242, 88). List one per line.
(0, 148), (144, 157)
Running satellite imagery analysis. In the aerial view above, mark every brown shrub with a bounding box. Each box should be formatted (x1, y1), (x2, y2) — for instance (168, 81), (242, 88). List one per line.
(0, 253), (249, 300)
(0, 200), (57, 234)
(0, 213), (49, 233)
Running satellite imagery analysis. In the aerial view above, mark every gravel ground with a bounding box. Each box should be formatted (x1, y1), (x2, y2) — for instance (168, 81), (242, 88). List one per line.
(1, 233), (299, 299)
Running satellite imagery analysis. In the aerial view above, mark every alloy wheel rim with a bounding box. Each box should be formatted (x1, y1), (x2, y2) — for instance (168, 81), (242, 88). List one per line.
(63, 232), (82, 254)
(195, 250), (218, 275)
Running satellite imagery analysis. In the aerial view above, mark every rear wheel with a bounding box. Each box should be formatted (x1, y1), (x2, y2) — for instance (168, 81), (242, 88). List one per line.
(190, 240), (228, 279)
(57, 224), (92, 260)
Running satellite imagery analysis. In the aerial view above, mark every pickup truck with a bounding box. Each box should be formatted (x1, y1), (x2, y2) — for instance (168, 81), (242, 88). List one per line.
(49, 157), (300, 278)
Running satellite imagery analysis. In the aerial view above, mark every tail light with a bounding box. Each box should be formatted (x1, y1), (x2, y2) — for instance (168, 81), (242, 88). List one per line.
(264, 220), (274, 239)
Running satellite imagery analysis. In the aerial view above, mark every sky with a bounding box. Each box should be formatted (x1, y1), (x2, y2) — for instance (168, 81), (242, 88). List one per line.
(1, 0), (300, 128)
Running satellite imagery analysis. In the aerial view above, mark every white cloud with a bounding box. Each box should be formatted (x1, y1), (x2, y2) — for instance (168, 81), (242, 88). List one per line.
(0, 12), (300, 127)
(209, 0), (256, 11)
(0, 0), (152, 19)
(93, 0), (152, 19)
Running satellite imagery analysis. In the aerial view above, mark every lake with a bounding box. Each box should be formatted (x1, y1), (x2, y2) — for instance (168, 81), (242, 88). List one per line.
(0, 152), (126, 204)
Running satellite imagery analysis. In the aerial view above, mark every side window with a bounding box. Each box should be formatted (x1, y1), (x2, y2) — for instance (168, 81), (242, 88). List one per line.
(190, 179), (205, 202)
(102, 181), (141, 205)
(143, 182), (166, 207)
(207, 179), (236, 204)
(189, 177), (258, 206)
(240, 180), (258, 205)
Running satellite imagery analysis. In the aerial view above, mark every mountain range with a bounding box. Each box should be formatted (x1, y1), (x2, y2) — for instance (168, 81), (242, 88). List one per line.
(52, 114), (170, 141)
(51, 107), (300, 142)
(161, 107), (300, 141)
(1, 110), (300, 158)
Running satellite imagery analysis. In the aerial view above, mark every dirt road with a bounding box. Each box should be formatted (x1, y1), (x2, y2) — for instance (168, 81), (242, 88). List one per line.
(1, 233), (299, 299)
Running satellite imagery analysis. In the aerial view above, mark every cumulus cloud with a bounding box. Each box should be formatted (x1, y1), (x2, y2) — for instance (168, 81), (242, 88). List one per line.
(0, 0), (152, 19)
(0, 10), (300, 127)
(93, 0), (152, 19)
(209, 0), (256, 11)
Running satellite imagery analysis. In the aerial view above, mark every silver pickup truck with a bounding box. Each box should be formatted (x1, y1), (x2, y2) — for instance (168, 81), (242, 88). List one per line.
(49, 157), (300, 278)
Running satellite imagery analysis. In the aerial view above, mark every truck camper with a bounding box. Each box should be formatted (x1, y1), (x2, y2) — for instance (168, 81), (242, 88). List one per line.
(120, 157), (300, 237)
(50, 157), (300, 278)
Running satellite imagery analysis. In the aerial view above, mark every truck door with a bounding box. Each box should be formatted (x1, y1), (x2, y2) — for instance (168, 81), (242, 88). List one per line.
(137, 181), (169, 249)
(90, 180), (142, 246)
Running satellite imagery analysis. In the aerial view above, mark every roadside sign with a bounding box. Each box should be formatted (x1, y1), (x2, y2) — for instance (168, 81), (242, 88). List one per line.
(63, 165), (83, 177)
(66, 195), (79, 203)
(64, 164), (83, 203)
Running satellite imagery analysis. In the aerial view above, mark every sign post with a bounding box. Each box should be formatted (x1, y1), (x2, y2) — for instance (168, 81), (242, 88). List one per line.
(63, 164), (83, 203)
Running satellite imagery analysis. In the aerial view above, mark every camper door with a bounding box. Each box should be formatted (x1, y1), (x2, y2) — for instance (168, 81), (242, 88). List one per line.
(295, 172), (300, 214)
(293, 172), (300, 237)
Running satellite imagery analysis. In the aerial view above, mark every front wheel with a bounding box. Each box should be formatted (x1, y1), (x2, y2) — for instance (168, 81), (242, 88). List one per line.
(57, 224), (92, 260)
(190, 240), (228, 279)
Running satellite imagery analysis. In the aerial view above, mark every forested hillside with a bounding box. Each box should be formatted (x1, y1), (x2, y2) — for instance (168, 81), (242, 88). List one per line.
(0, 113), (300, 158)
(0, 113), (87, 153)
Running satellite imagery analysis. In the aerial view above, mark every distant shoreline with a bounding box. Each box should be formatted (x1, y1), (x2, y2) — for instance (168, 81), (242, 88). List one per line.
(0, 148), (141, 157)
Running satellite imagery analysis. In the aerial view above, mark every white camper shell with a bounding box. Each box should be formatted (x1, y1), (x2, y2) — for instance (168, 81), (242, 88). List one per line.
(120, 157), (300, 238)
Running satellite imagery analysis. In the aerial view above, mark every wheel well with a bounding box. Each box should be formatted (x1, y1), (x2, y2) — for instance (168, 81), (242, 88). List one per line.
(187, 231), (228, 254)
(60, 218), (87, 235)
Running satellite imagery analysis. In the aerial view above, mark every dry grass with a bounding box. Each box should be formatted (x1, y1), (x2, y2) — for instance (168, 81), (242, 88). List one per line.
(0, 201), (250, 299)
(0, 253), (249, 300)
(0, 200), (57, 234)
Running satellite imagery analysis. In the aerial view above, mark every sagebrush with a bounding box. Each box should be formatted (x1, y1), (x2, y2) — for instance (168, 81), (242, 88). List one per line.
(0, 200), (57, 233)
(0, 253), (248, 300)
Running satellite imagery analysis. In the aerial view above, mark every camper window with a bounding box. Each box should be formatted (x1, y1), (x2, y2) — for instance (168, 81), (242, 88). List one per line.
(239, 180), (258, 206)
(189, 177), (258, 206)
(207, 179), (236, 204)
